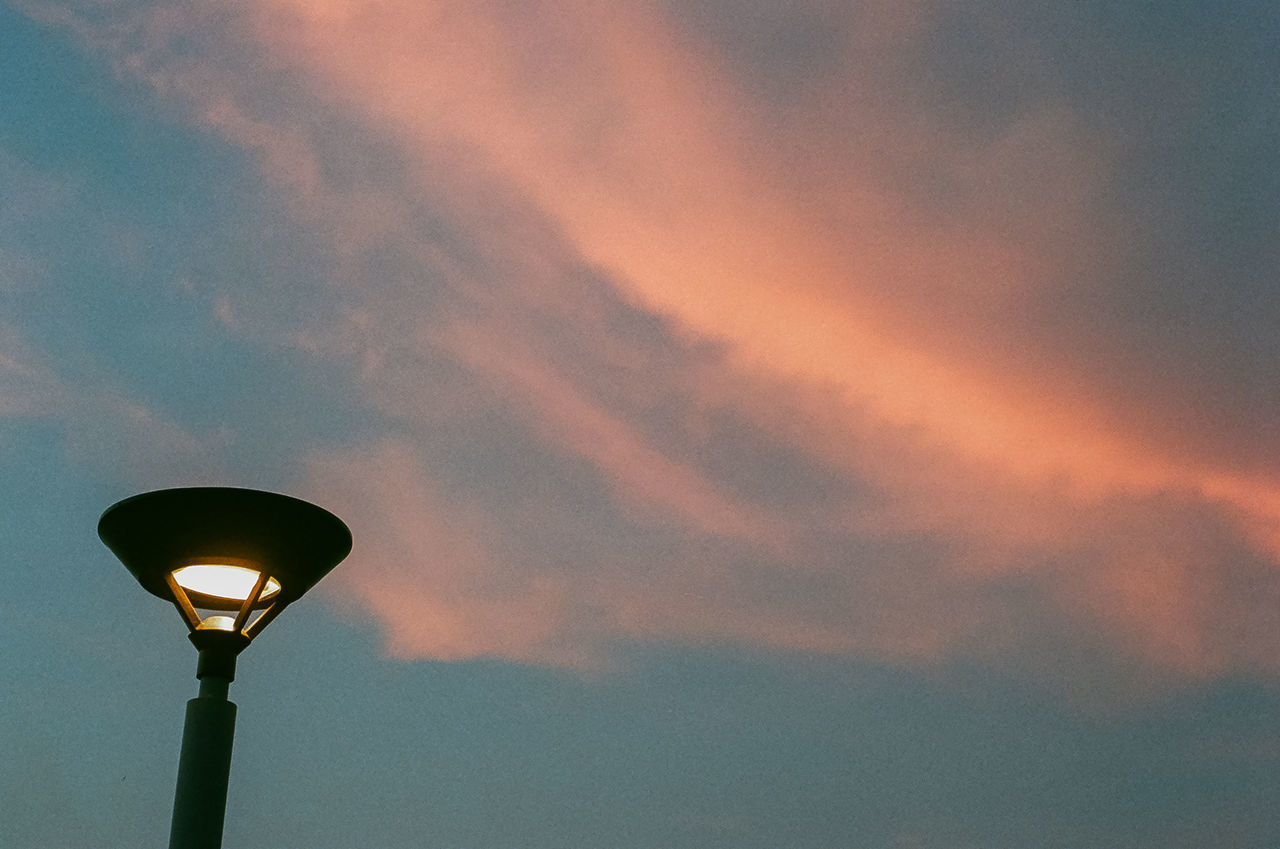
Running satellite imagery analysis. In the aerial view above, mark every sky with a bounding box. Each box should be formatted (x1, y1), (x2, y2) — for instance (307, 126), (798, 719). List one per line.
(2, 0), (1280, 846)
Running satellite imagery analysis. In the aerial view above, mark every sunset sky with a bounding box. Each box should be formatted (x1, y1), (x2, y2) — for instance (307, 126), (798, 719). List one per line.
(3, 1), (1280, 846)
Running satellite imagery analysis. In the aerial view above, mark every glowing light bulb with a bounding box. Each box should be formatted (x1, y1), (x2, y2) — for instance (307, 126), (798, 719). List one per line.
(172, 564), (281, 602)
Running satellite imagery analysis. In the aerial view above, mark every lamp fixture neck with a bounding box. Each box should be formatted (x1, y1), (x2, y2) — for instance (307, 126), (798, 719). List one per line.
(190, 629), (250, 692)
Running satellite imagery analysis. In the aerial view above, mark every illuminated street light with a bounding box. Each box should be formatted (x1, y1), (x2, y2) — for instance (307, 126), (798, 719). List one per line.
(99, 487), (352, 849)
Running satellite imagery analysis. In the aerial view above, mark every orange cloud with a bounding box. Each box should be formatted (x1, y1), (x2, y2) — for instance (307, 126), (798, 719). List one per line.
(437, 319), (781, 543)
(239, 0), (1249, 502)
(60, 0), (1280, 687)
(304, 440), (593, 666)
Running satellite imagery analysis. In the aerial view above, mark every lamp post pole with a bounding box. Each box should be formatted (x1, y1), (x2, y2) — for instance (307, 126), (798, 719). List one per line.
(169, 631), (248, 849)
(98, 487), (351, 849)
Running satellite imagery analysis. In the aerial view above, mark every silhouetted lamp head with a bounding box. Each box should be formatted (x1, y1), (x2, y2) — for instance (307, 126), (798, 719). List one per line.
(98, 487), (351, 650)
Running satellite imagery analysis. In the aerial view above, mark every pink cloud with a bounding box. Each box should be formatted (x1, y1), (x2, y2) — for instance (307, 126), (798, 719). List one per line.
(437, 319), (781, 544)
(45, 0), (1280, 689)
(305, 439), (597, 667)
(236, 0), (1227, 499)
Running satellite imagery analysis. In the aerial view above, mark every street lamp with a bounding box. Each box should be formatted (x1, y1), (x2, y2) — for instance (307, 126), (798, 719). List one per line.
(98, 487), (352, 849)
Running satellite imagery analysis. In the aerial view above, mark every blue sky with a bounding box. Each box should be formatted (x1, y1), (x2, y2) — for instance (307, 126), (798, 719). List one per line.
(3, 1), (1280, 846)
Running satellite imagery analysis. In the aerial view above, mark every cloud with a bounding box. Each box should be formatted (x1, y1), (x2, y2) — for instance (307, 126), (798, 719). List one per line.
(0, 139), (226, 484)
(0, 321), (64, 417)
(233, 0), (1253, 499)
(436, 319), (781, 543)
(0, 315), (222, 485)
(29, 0), (1280, 691)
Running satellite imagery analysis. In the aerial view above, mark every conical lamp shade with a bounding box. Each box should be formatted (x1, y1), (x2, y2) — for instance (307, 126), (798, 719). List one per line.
(99, 487), (351, 613)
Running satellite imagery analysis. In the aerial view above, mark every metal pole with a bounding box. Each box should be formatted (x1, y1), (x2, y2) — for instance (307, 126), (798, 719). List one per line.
(168, 639), (242, 849)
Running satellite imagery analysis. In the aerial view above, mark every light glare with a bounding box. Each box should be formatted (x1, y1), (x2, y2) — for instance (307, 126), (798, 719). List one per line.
(172, 564), (281, 602)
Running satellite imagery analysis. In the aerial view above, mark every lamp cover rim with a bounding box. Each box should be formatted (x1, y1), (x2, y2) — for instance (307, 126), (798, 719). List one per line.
(98, 486), (352, 608)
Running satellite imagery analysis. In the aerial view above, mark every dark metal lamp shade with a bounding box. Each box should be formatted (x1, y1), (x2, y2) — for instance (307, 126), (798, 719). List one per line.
(98, 487), (352, 644)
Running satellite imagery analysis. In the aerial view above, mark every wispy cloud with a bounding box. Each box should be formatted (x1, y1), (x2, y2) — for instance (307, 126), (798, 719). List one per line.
(0, 321), (63, 417)
(26, 0), (1280, 692)
(0, 139), (225, 484)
